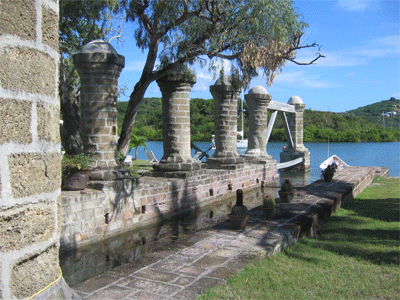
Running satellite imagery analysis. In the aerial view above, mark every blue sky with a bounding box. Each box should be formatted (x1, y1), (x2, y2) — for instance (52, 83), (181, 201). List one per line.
(110, 0), (400, 113)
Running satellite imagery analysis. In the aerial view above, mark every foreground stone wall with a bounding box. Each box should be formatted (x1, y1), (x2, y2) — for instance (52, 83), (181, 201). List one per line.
(61, 162), (278, 250)
(0, 1), (73, 299)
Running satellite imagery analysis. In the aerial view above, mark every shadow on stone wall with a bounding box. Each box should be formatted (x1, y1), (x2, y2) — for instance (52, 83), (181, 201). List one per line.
(109, 177), (137, 222)
(152, 180), (200, 246)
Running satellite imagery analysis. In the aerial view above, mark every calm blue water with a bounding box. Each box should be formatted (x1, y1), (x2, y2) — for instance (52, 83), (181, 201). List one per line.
(129, 141), (400, 183)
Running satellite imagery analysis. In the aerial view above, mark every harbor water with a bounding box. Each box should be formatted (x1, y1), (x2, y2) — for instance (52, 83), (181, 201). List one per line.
(133, 141), (400, 182)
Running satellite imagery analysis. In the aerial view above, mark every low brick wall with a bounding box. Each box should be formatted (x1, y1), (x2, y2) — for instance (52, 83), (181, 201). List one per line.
(61, 162), (278, 250)
(69, 166), (390, 297)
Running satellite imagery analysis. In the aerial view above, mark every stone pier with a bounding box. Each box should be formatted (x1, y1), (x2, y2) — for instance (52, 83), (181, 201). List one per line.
(280, 96), (310, 171)
(71, 166), (388, 299)
(207, 76), (244, 168)
(154, 67), (200, 172)
(243, 86), (272, 160)
(73, 39), (126, 180)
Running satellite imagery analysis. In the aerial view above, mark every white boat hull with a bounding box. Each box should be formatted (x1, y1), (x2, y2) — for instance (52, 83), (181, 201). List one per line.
(211, 135), (248, 149)
(320, 155), (349, 171)
(237, 139), (248, 149)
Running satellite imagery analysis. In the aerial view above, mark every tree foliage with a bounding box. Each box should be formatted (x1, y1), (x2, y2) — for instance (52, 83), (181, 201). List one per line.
(128, 134), (147, 160)
(59, 0), (118, 55)
(190, 98), (215, 141)
(59, 0), (120, 155)
(117, 0), (324, 154)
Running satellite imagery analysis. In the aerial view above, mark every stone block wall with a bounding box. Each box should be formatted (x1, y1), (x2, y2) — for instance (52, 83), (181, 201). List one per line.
(0, 1), (68, 299)
(60, 162), (279, 250)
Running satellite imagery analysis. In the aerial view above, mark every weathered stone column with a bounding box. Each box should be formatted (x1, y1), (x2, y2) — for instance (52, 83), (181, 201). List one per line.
(73, 40), (125, 180)
(243, 86), (272, 160)
(0, 1), (75, 298)
(154, 67), (200, 172)
(280, 96), (310, 171)
(207, 76), (244, 167)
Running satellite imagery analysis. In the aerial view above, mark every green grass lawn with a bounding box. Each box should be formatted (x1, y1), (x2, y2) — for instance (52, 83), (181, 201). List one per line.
(198, 176), (400, 300)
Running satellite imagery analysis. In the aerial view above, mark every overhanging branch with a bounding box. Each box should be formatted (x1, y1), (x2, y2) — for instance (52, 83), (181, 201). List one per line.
(287, 53), (325, 65)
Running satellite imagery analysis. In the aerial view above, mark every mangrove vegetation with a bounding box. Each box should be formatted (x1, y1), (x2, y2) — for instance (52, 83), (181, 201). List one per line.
(117, 97), (400, 143)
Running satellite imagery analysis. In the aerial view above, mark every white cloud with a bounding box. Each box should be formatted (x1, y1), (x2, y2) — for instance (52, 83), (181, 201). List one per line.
(391, 93), (400, 98)
(192, 81), (210, 92)
(374, 35), (400, 48)
(316, 51), (366, 67)
(274, 72), (341, 88)
(352, 35), (400, 58)
(338, 0), (372, 11)
(302, 79), (340, 89)
(290, 47), (366, 67)
(196, 72), (213, 81)
(274, 72), (303, 84)
(293, 34), (399, 69)
(354, 48), (394, 58)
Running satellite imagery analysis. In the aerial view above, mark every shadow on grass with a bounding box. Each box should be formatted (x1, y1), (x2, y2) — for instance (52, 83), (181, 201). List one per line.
(283, 196), (400, 266)
(342, 198), (399, 222)
(294, 237), (399, 265)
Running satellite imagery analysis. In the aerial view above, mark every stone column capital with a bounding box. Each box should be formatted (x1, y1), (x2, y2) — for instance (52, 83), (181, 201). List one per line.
(294, 103), (306, 112)
(72, 39), (125, 69)
(287, 95), (305, 112)
(245, 92), (272, 104)
(210, 75), (241, 96)
(157, 76), (196, 86)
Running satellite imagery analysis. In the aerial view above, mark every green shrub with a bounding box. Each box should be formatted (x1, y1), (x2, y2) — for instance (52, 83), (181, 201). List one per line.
(263, 195), (275, 209)
(280, 179), (294, 193)
(62, 153), (94, 170)
(230, 205), (249, 216)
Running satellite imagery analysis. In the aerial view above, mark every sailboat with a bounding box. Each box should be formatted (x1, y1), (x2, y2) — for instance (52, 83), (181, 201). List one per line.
(320, 155), (349, 171)
(319, 136), (349, 171)
(237, 92), (248, 149)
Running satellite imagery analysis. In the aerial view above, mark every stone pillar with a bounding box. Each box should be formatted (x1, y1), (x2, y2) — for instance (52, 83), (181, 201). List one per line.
(243, 86), (272, 160)
(154, 67), (200, 172)
(73, 40), (125, 180)
(0, 1), (75, 298)
(207, 76), (244, 167)
(280, 96), (310, 171)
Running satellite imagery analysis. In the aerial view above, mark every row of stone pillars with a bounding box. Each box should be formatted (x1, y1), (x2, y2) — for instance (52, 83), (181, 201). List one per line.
(73, 40), (309, 177)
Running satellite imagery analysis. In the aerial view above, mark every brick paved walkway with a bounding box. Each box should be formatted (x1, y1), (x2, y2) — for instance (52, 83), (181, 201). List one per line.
(72, 166), (388, 300)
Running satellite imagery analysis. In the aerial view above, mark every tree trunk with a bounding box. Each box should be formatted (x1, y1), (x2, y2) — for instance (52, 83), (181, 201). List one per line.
(59, 59), (83, 156)
(118, 79), (152, 155)
(60, 96), (83, 155)
(118, 37), (160, 154)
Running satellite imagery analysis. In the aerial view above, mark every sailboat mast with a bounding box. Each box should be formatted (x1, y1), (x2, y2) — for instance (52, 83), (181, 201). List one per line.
(241, 91), (244, 138)
(328, 135), (330, 158)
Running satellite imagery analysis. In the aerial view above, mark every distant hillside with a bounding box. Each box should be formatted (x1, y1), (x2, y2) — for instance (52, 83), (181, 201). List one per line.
(346, 97), (400, 129)
(348, 97), (400, 117)
(117, 97), (400, 143)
